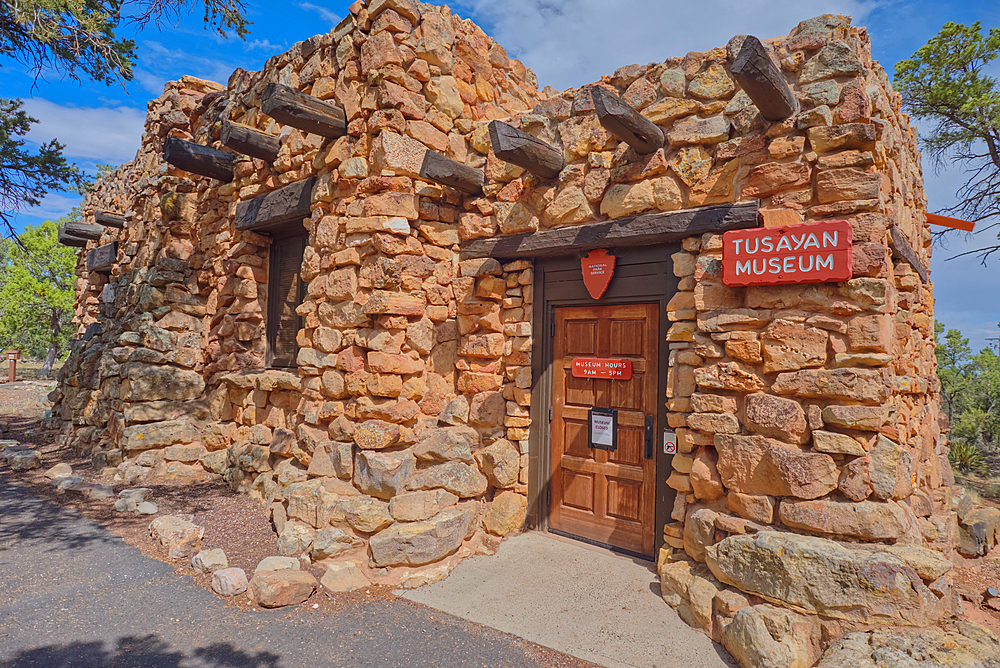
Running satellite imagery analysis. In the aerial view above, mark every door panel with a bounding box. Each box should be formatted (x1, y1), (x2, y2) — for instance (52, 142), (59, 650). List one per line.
(549, 302), (659, 557)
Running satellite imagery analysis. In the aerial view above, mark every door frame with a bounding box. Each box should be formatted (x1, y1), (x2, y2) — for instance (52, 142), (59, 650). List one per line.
(527, 244), (680, 557)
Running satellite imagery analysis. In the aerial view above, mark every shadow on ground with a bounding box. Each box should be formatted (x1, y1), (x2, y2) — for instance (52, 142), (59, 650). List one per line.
(0, 635), (281, 668)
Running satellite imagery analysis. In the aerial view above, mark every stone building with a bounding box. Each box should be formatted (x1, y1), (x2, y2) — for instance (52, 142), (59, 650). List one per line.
(52, 0), (998, 661)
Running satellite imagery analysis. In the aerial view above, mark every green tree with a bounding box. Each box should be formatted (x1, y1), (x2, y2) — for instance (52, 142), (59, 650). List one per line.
(935, 321), (973, 422)
(1, 0), (250, 235)
(0, 217), (76, 377)
(895, 22), (1000, 260)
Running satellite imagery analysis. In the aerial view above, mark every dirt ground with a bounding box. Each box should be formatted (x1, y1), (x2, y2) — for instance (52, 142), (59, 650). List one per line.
(2, 380), (1000, 652)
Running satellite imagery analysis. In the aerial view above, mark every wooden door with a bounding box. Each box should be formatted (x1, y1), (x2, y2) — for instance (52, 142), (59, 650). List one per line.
(550, 303), (659, 557)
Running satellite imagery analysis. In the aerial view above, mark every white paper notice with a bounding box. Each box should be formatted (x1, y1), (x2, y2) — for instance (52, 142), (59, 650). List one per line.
(591, 412), (614, 448)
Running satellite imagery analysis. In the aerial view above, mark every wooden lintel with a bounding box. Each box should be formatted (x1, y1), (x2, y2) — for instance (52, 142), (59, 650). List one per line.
(889, 226), (929, 284)
(221, 120), (282, 163)
(727, 35), (797, 122)
(591, 86), (665, 155)
(163, 137), (235, 182)
(262, 83), (347, 138)
(58, 226), (89, 248)
(419, 151), (484, 195)
(926, 212), (975, 232)
(235, 176), (317, 233)
(95, 211), (126, 228)
(63, 220), (103, 241)
(461, 201), (761, 259)
(87, 241), (118, 273)
(488, 121), (564, 180)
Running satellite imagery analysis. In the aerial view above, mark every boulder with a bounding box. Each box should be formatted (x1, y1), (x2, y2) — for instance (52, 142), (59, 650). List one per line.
(149, 515), (204, 559)
(335, 496), (394, 533)
(958, 507), (1000, 558)
(483, 491), (527, 536)
(715, 434), (838, 499)
(743, 393), (809, 444)
(192, 549), (229, 573)
(277, 521), (315, 556)
(815, 621), (1000, 668)
(475, 439), (520, 488)
(248, 569), (317, 608)
(658, 558), (720, 634)
(320, 562), (369, 592)
(310, 527), (357, 560)
(706, 531), (943, 625)
(211, 567), (248, 597)
(254, 556), (300, 572)
(8, 450), (41, 471)
(722, 604), (821, 668)
(779, 497), (909, 540)
(308, 441), (353, 479)
(369, 507), (473, 567)
(44, 463), (73, 479)
(411, 426), (478, 463)
(354, 449), (416, 499)
(405, 461), (488, 498)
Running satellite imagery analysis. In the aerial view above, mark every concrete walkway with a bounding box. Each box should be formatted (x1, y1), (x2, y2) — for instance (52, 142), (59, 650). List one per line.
(402, 532), (736, 668)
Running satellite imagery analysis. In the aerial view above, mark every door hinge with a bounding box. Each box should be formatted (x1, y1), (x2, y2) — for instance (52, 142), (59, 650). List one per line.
(548, 407), (553, 423)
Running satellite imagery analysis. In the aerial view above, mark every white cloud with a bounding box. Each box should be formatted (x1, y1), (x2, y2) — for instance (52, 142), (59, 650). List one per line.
(19, 98), (146, 165)
(133, 41), (245, 95)
(298, 2), (342, 26)
(455, 0), (877, 90)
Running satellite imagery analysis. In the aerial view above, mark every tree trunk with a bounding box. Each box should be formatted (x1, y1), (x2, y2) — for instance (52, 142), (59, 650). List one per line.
(41, 308), (62, 379)
(41, 343), (57, 379)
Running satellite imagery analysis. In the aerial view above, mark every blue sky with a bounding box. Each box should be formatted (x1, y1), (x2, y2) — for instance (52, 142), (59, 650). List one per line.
(3, 0), (999, 350)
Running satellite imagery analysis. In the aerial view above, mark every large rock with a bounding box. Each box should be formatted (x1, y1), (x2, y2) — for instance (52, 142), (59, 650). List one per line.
(868, 435), (913, 500)
(771, 368), (887, 404)
(353, 420), (402, 450)
(815, 621), (1000, 668)
(277, 521), (315, 556)
(126, 363), (204, 401)
(722, 604), (821, 668)
(715, 434), (838, 499)
(7, 450), (41, 471)
(320, 562), (369, 592)
(475, 439), (520, 488)
(411, 426), (478, 463)
(779, 497), (909, 540)
(191, 548), (228, 573)
(149, 515), (204, 559)
(121, 420), (199, 452)
(483, 491), (527, 536)
(369, 507), (473, 567)
(311, 527), (357, 560)
(211, 567), (248, 597)
(706, 532), (944, 625)
(334, 497), (394, 533)
(958, 507), (1000, 557)
(658, 558), (720, 634)
(354, 449), (416, 499)
(389, 489), (458, 522)
(743, 393), (808, 444)
(248, 570), (317, 608)
(761, 320), (828, 373)
(405, 462), (488, 498)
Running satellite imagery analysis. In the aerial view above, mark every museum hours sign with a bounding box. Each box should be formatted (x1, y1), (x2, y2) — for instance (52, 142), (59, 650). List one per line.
(722, 219), (853, 286)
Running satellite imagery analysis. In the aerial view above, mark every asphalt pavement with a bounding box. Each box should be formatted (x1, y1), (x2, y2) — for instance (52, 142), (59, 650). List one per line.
(0, 478), (587, 668)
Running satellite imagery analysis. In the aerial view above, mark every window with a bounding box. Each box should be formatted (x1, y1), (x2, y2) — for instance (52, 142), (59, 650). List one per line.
(266, 233), (307, 368)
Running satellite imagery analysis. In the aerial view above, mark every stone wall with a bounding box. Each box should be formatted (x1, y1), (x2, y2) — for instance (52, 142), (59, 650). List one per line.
(52, 1), (988, 644)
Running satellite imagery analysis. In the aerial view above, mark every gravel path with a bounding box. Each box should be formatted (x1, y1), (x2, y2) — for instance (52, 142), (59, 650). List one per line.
(0, 478), (592, 668)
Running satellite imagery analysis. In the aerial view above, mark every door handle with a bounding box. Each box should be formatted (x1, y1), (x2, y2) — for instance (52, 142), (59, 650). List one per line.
(644, 415), (654, 459)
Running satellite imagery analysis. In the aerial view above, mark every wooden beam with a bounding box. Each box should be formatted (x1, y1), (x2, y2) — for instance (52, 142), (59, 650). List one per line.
(87, 241), (118, 273)
(461, 201), (761, 259)
(163, 137), (235, 182)
(488, 121), (564, 180)
(63, 220), (103, 241)
(889, 226), (929, 284)
(262, 83), (347, 138)
(926, 212), (975, 232)
(727, 35), (797, 122)
(235, 176), (317, 232)
(95, 211), (126, 228)
(221, 120), (282, 163)
(419, 151), (484, 195)
(58, 226), (89, 248)
(590, 86), (665, 155)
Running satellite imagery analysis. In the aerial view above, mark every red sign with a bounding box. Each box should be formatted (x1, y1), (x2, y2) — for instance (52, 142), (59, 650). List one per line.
(582, 249), (615, 299)
(572, 358), (633, 380)
(722, 219), (853, 287)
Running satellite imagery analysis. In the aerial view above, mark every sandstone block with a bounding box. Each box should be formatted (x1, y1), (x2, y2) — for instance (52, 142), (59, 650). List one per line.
(389, 489), (459, 522)
(311, 527), (356, 560)
(126, 364), (204, 401)
(743, 162), (811, 197)
(335, 496), (394, 533)
(411, 426), (478, 463)
(848, 314), (893, 353)
(685, 412), (740, 434)
(722, 604), (821, 668)
(121, 419), (199, 452)
(694, 362), (767, 393)
(320, 562), (369, 592)
(353, 420), (402, 450)
(778, 498), (909, 540)
(689, 447), (724, 501)
(405, 462), (488, 498)
(816, 168), (881, 203)
(815, 622), (1000, 668)
(958, 507), (1000, 557)
(726, 492), (775, 524)
(191, 548), (228, 573)
(821, 405), (886, 430)
(369, 507), (473, 567)
(715, 434), (838, 499)
(149, 515), (204, 559)
(484, 491), (527, 536)
(248, 570), (317, 608)
(277, 521), (315, 556)
(475, 439), (520, 487)
(868, 435), (913, 500)
(354, 449), (417, 500)
(744, 393), (809, 444)
(761, 320), (828, 373)
(771, 368), (887, 404)
(806, 123), (876, 153)
(668, 115), (730, 147)
(211, 567), (248, 597)
(813, 430), (865, 456)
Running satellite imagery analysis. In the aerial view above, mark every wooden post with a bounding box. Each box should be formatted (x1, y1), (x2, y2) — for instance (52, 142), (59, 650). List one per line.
(591, 86), (665, 155)
(727, 35), (797, 122)
(419, 151), (484, 195)
(95, 211), (126, 228)
(87, 242), (118, 273)
(62, 220), (104, 241)
(162, 137), (235, 182)
(262, 83), (347, 138)
(221, 120), (282, 163)
(57, 227), (89, 248)
(488, 121), (564, 180)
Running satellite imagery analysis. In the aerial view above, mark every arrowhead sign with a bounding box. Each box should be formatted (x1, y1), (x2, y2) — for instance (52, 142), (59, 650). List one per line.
(582, 249), (615, 299)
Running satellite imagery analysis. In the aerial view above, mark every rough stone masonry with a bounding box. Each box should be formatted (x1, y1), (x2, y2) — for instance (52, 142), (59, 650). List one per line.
(49, 2), (1000, 665)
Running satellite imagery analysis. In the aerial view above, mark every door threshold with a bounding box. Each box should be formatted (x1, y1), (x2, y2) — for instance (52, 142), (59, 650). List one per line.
(545, 528), (654, 563)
